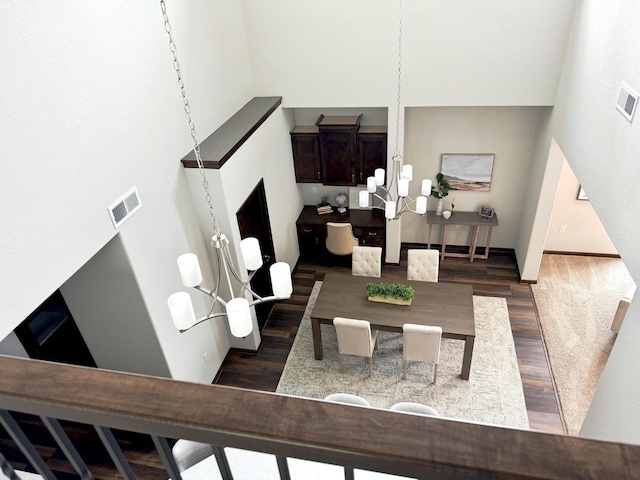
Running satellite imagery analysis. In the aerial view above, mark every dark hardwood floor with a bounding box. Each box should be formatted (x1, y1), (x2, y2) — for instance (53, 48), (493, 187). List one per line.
(1, 244), (564, 479)
(217, 244), (565, 434)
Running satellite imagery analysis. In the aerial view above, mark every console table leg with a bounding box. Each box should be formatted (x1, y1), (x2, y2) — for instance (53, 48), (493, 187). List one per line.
(469, 226), (480, 262)
(427, 224), (433, 249)
(461, 336), (475, 380)
(441, 225), (448, 261)
(312, 318), (323, 360)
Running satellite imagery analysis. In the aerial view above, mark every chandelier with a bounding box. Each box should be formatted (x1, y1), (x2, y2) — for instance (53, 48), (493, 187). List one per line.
(161, 1), (292, 338)
(358, 0), (431, 220)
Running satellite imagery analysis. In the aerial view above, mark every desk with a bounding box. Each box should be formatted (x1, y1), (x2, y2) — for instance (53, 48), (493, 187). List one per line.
(427, 211), (499, 262)
(310, 273), (475, 380)
(296, 206), (385, 259)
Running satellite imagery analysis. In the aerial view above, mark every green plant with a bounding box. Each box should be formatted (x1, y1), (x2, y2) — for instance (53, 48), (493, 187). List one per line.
(431, 173), (450, 198)
(318, 194), (330, 206)
(366, 282), (415, 301)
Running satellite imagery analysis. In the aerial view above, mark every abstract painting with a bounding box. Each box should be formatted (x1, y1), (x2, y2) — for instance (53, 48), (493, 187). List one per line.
(441, 154), (495, 191)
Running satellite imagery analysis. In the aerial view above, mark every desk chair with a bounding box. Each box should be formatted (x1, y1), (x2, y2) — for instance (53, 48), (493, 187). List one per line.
(402, 324), (442, 383)
(326, 222), (358, 256)
(407, 249), (439, 282)
(333, 317), (379, 378)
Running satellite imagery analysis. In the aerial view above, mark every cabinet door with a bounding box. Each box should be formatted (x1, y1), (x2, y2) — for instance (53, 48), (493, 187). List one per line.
(320, 129), (357, 185)
(291, 133), (322, 183)
(357, 133), (387, 183)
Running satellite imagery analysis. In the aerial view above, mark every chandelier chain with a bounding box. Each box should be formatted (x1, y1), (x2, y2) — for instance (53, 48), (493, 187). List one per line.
(394, 0), (403, 158)
(160, 0), (220, 236)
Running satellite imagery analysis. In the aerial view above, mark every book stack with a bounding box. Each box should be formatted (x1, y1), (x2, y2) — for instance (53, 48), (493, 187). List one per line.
(317, 205), (333, 215)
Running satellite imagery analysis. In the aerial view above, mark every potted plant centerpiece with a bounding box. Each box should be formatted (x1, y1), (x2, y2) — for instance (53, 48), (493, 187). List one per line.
(366, 282), (415, 306)
(430, 173), (450, 216)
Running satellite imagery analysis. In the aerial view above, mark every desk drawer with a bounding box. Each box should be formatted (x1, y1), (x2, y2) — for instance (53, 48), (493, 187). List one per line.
(361, 228), (384, 247)
(297, 225), (317, 236)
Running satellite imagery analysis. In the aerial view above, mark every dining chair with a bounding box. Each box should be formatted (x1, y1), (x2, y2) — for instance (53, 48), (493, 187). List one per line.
(324, 393), (371, 407)
(325, 222), (359, 256)
(390, 402), (440, 416)
(407, 248), (439, 282)
(172, 439), (215, 472)
(402, 323), (442, 383)
(333, 317), (379, 378)
(352, 246), (382, 277)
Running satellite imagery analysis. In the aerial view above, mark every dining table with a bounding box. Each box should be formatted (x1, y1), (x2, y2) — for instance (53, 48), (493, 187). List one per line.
(310, 273), (476, 380)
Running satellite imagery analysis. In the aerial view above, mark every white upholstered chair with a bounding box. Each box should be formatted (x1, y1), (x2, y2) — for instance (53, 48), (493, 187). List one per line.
(326, 222), (359, 256)
(406, 249), (439, 282)
(402, 324), (442, 383)
(324, 393), (371, 407)
(352, 246), (382, 277)
(172, 439), (216, 472)
(390, 402), (440, 416)
(333, 317), (379, 378)
(611, 285), (637, 334)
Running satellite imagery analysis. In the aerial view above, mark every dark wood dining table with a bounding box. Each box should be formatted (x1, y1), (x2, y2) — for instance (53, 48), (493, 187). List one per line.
(310, 273), (476, 380)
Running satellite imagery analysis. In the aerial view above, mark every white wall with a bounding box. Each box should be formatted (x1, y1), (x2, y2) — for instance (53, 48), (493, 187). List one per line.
(59, 235), (174, 378)
(402, 107), (544, 247)
(185, 107), (303, 349)
(544, 160), (618, 254)
(242, 0), (575, 107)
(0, 1), (254, 383)
(548, 0), (640, 444)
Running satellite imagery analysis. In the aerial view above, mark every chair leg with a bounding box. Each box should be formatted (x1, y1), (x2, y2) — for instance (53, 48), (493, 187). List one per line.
(374, 334), (379, 350)
(433, 363), (438, 384)
(403, 360), (407, 380)
(368, 356), (372, 378)
(340, 355), (344, 373)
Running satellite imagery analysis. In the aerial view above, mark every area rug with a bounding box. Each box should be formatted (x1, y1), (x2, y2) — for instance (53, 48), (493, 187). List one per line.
(276, 282), (529, 429)
(531, 254), (635, 436)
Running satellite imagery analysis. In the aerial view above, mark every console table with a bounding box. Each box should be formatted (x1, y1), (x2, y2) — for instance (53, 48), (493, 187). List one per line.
(426, 211), (499, 262)
(296, 206), (385, 259)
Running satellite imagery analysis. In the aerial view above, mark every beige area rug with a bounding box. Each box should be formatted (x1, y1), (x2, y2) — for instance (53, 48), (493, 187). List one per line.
(531, 254), (635, 436)
(276, 282), (529, 429)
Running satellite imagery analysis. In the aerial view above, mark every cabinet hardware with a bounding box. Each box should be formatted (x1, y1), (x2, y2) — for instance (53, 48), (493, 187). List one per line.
(360, 172), (363, 181)
(303, 228), (312, 233)
(317, 171), (320, 180)
(352, 173), (355, 183)
(368, 232), (377, 236)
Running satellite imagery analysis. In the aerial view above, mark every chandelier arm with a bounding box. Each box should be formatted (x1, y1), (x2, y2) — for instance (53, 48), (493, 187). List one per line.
(194, 285), (228, 307)
(221, 245), (266, 302)
(249, 295), (287, 307)
(178, 312), (229, 334)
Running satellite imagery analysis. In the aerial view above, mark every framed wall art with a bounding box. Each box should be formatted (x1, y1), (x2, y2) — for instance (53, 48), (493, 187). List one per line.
(441, 154), (495, 191)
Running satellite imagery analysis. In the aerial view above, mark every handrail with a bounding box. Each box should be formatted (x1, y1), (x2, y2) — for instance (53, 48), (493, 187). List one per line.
(1, 354), (639, 479)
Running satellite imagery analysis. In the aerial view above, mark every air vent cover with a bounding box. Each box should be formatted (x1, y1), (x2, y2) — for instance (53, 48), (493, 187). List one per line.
(108, 186), (142, 229)
(616, 82), (638, 121)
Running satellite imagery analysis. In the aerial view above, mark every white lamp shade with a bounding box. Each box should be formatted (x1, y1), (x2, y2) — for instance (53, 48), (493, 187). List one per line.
(226, 297), (253, 338)
(167, 292), (197, 330)
(359, 190), (370, 208)
(374, 168), (385, 186)
(421, 179), (433, 196)
(415, 195), (427, 214)
(177, 253), (203, 288)
(402, 164), (413, 181)
(270, 262), (292, 297)
(398, 178), (409, 197)
(240, 237), (263, 271)
(366, 176), (376, 193)
(385, 201), (396, 219)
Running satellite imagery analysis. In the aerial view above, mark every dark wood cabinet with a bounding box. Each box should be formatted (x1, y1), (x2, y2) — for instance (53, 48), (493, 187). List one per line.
(357, 125), (387, 183)
(296, 206), (385, 259)
(316, 115), (361, 186)
(290, 126), (322, 183)
(290, 115), (387, 186)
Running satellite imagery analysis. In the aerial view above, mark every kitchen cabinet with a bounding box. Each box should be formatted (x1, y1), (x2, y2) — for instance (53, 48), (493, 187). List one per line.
(316, 114), (361, 186)
(357, 125), (387, 183)
(290, 126), (321, 183)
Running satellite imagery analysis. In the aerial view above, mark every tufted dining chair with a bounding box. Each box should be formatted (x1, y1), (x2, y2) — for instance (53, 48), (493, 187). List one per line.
(407, 249), (439, 282)
(352, 246), (382, 277)
(402, 324), (442, 383)
(390, 402), (440, 416)
(326, 222), (359, 256)
(333, 317), (379, 378)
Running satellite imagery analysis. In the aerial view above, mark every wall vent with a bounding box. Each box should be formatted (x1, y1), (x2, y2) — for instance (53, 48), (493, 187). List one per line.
(616, 82), (638, 121)
(108, 186), (142, 229)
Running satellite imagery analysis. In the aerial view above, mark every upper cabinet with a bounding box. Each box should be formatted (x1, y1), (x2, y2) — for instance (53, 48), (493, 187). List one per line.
(290, 126), (322, 183)
(316, 114), (361, 186)
(357, 125), (388, 183)
(290, 114), (387, 186)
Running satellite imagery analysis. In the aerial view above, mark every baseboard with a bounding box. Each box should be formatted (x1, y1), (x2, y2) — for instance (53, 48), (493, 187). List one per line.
(212, 343), (263, 385)
(520, 279), (538, 285)
(543, 250), (620, 259)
